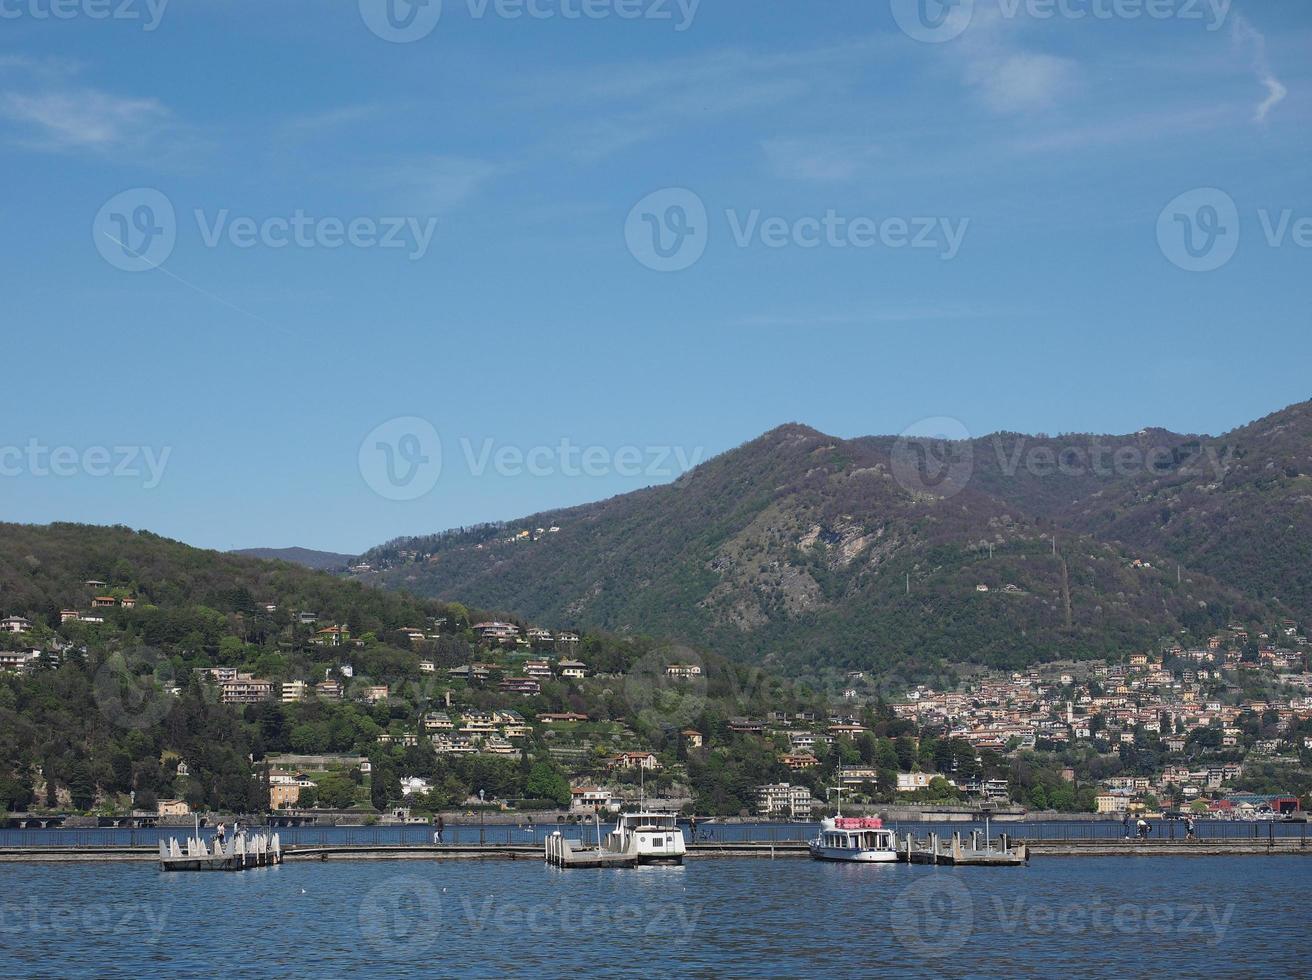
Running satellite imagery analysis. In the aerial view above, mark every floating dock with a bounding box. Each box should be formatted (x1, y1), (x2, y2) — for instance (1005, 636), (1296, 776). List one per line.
(543, 832), (638, 868)
(158, 831), (282, 872)
(900, 831), (1028, 867)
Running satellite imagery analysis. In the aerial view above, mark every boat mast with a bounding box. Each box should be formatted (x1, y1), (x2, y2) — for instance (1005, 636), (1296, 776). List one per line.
(828, 785), (844, 819)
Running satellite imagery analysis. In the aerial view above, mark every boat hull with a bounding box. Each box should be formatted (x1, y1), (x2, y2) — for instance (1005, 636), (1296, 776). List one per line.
(808, 844), (897, 863)
(638, 855), (684, 866)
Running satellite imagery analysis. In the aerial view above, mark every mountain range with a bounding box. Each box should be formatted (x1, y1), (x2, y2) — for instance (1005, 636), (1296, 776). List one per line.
(358, 400), (1312, 681)
(230, 547), (358, 572)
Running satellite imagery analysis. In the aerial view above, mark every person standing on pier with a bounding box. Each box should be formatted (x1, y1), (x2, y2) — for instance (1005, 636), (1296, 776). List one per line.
(433, 816), (445, 845)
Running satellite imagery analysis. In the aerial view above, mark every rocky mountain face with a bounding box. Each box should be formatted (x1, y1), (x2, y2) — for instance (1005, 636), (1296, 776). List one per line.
(360, 404), (1312, 678)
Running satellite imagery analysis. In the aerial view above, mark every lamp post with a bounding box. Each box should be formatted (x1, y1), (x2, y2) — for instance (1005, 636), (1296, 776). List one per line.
(479, 789), (485, 845)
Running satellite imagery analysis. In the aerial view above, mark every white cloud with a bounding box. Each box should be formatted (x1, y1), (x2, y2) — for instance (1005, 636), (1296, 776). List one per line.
(380, 155), (504, 212)
(964, 52), (1075, 114)
(1231, 14), (1287, 123)
(279, 105), (381, 141)
(949, 7), (1077, 115)
(1000, 105), (1228, 155)
(0, 89), (169, 150)
(0, 59), (183, 159)
(523, 38), (893, 163)
(761, 139), (879, 181)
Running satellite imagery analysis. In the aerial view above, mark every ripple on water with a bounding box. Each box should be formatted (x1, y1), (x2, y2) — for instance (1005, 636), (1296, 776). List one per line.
(0, 857), (1308, 978)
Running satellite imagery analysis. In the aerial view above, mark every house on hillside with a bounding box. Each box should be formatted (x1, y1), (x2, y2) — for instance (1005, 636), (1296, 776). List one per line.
(314, 625), (351, 647)
(570, 786), (621, 813)
(609, 751), (660, 771)
(499, 677), (541, 696)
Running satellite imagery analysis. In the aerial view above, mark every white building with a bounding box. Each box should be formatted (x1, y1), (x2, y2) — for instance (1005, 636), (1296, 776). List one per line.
(570, 787), (622, 813)
(896, 772), (945, 793)
(399, 776), (432, 797)
(755, 782), (816, 819)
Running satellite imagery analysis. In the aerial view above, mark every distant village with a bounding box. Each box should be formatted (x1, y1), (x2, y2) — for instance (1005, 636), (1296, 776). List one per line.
(888, 623), (1312, 819)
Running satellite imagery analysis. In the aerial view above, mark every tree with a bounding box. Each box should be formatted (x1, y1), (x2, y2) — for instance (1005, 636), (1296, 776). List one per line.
(1048, 784), (1075, 811)
(894, 737), (916, 771)
(0, 774), (33, 812)
(315, 774), (358, 809)
(524, 761), (570, 806)
(67, 761), (95, 811)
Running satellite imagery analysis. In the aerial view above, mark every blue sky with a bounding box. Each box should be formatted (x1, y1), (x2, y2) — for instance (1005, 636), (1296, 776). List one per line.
(1, 0), (1308, 553)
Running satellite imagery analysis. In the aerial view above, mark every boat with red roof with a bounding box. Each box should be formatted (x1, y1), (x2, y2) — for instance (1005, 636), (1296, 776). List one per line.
(809, 814), (897, 862)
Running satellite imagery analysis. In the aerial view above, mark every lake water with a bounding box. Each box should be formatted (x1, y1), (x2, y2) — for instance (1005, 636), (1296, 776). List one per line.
(1, 857), (1308, 977)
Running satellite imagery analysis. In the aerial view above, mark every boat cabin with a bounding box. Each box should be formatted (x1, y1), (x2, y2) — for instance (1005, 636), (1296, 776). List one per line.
(817, 826), (896, 851)
(605, 812), (686, 862)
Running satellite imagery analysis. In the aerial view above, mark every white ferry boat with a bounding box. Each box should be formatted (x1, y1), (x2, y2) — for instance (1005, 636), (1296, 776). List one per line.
(604, 811), (687, 865)
(809, 816), (897, 863)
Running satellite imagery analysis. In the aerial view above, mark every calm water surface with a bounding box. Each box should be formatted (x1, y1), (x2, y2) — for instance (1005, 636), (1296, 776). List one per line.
(1, 857), (1308, 978)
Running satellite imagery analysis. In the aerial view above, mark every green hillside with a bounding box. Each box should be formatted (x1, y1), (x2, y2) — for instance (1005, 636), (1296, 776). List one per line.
(0, 523), (845, 817)
(363, 416), (1286, 680)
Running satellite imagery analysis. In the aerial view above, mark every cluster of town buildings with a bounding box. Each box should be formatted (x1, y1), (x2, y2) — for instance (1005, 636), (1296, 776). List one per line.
(887, 626), (1312, 811)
